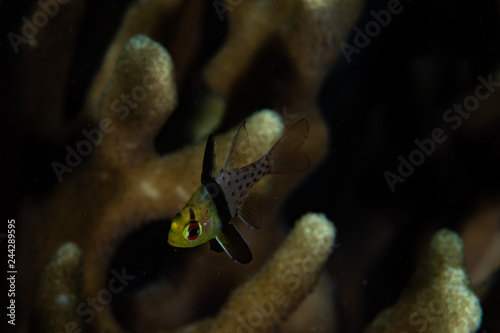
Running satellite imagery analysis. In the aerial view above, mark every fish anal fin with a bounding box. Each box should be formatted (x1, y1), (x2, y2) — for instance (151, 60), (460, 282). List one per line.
(202, 134), (218, 182)
(209, 238), (224, 252)
(268, 119), (310, 174)
(223, 122), (251, 170)
(237, 192), (262, 229)
(215, 224), (252, 264)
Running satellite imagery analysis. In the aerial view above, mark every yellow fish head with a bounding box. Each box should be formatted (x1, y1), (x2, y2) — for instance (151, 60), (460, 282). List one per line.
(168, 188), (220, 248)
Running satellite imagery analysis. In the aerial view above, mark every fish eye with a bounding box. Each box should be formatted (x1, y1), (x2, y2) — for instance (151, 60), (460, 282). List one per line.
(185, 221), (201, 241)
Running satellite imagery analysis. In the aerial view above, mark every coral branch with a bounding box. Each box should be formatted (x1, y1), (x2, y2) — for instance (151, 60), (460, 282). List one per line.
(365, 229), (482, 333)
(86, 0), (204, 110)
(208, 213), (336, 333)
(32, 242), (83, 333)
(204, 0), (363, 99)
(17, 0), (363, 331)
(96, 34), (177, 161)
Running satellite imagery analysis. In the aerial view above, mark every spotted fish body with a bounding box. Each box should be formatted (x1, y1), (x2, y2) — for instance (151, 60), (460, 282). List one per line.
(168, 119), (309, 264)
(215, 155), (271, 217)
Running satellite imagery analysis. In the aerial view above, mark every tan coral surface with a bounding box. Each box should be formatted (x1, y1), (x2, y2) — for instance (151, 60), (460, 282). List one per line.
(7, 0), (492, 331)
(208, 213), (336, 333)
(169, 213), (337, 333)
(364, 229), (482, 333)
(32, 242), (84, 333)
(13, 0), (364, 332)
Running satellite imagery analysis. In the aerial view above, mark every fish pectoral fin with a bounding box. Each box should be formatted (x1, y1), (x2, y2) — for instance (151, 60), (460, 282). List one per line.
(202, 134), (218, 183)
(209, 238), (224, 252)
(215, 224), (253, 264)
(237, 191), (262, 229)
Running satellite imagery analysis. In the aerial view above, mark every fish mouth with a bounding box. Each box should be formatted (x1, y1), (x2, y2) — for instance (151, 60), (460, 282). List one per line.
(167, 234), (178, 247)
(167, 233), (189, 248)
(167, 231), (176, 246)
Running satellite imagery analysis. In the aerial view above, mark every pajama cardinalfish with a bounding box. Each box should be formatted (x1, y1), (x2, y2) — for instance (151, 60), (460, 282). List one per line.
(168, 119), (310, 264)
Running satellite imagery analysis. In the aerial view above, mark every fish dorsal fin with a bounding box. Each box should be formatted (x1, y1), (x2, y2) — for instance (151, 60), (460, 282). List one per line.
(222, 122), (250, 170)
(201, 134), (218, 183)
(215, 223), (252, 264)
(237, 191), (262, 229)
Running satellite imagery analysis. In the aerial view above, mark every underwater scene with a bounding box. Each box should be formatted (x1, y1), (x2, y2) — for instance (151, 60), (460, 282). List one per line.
(1, 0), (500, 332)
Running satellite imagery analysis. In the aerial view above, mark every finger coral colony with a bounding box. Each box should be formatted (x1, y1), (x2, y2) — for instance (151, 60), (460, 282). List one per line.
(3, 0), (500, 332)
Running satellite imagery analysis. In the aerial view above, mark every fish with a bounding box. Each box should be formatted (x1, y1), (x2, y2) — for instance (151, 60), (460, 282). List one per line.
(167, 119), (310, 264)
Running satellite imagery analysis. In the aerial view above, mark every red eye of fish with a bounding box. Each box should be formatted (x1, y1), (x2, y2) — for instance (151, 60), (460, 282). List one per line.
(187, 222), (200, 240)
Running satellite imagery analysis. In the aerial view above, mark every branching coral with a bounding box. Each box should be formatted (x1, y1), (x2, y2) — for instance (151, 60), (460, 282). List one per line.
(207, 213), (336, 333)
(364, 229), (482, 333)
(16, 1), (360, 331)
(32, 242), (83, 333)
(460, 198), (500, 296)
(24, 31), (308, 329)
(35, 214), (336, 333)
(6, 0), (495, 331)
(13, 0), (363, 331)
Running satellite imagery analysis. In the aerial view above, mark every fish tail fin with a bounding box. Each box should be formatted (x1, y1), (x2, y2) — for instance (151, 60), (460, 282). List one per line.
(267, 119), (310, 174)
